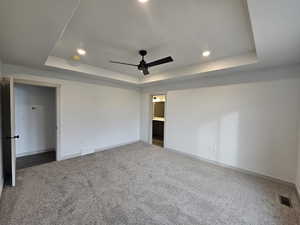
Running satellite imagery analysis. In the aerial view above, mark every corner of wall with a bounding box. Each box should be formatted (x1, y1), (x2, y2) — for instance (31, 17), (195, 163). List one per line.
(0, 58), (3, 198)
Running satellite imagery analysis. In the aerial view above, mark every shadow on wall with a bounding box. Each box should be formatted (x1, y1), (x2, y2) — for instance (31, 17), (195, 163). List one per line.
(194, 105), (297, 183)
(196, 112), (239, 165)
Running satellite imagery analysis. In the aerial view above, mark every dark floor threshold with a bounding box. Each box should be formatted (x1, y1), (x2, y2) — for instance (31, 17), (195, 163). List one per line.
(16, 151), (56, 170)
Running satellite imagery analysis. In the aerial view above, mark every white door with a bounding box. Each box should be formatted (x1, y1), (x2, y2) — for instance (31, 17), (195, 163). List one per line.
(1, 77), (17, 186)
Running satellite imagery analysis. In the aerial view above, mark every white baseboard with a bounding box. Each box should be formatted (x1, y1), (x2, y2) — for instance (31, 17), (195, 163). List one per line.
(59, 142), (295, 189)
(165, 147), (295, 187)
(95, 140), (140, 153)
(59, 140), (140, 161)
(16, 148), (55, 158)
(59, 152), (81, 161)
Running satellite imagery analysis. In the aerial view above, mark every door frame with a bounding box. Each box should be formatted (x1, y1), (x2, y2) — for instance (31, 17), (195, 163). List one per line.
(1, 77), (16, 186)
(13, 78), (62, 161)
(148, 93), (167, 148)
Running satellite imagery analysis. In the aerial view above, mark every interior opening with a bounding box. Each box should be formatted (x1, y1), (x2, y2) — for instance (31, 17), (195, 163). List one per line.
(15, 83), (57, 170)
(152, 95), (165, 147)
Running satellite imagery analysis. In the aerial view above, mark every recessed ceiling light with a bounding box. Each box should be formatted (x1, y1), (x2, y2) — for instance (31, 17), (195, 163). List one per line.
(139, 0), (148, 3)
(202, 51), (211, 57)
(72, 55), (81, 61)
(77, 48), (86, 56)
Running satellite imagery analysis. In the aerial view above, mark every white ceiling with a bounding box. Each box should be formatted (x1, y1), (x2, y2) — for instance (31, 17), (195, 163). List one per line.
(1, 0), (300, 86)
(0, 0), (79, 67)
(49, 0), (254, 77)
(247, 0), (300, 68)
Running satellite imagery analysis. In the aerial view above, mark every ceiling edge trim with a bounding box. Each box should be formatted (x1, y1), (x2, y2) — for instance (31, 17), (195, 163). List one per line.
(45, 56), (139, 84)
(2, 63), (140, 91)
(141, 51), (258, 85)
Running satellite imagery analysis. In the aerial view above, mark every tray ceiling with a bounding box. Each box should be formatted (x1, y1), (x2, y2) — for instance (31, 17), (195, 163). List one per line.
(47, 0), (256, 83)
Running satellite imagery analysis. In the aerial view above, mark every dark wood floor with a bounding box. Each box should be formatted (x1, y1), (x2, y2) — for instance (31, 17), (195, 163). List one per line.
(152, 138), (164, 147)
(16, 151), (56, 170)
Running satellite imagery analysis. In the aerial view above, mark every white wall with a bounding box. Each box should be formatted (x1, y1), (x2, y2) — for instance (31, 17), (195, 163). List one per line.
(4, 63), (300, 187)
(3, 64), (141, 160)
(166, 80), (300, 183)
(15, 84), (56, 157)
(0, 59), (3, 197)
(141, 67), (300, 183)
(140, 94), (151, 142)
(59, 81), (140, 158)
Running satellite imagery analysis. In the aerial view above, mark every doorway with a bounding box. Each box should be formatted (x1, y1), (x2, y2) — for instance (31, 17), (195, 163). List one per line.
(14, 83), (57, 170)
(1, 77), (61, 186)
(151, 95), (166, 147)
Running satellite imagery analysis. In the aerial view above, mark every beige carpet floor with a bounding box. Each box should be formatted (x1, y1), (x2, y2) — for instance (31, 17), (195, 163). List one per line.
(0, 142), (299, 225)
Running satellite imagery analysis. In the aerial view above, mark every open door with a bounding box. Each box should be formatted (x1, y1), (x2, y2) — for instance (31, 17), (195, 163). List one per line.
(151, 95), (166, 148)
(1, 77), (17, 186)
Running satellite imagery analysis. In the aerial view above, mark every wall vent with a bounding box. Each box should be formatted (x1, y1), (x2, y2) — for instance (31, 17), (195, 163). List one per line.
(279, 195), (292, 208)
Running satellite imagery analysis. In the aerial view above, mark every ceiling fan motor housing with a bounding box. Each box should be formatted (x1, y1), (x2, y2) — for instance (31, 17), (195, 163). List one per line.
(110, 49), (173, 76)
(139, 50), (147, 57)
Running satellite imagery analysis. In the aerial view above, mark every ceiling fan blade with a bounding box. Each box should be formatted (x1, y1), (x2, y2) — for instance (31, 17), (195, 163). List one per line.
(147, 56), (173, 67)
(109, 61), (138, 67)
(143, 68), (150, 75)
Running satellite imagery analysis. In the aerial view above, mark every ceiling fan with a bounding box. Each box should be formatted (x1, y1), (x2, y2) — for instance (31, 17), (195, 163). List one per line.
(110, 50), (174, 75)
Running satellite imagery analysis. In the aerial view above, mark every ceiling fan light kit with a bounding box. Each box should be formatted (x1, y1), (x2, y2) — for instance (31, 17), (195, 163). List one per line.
(110, 50), (174, 76)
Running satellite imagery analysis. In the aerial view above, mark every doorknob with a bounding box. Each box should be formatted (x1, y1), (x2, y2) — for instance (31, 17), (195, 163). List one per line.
(4, 135), (19, 139)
